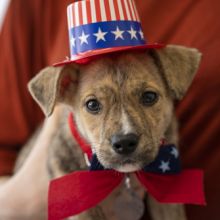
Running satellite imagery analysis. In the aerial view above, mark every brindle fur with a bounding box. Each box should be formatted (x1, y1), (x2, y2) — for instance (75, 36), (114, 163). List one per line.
(27, 45), (201, 220)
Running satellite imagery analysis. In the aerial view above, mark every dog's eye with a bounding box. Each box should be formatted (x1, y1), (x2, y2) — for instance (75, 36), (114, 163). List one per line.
(141, 91), (158, 106)
(86, 99), (102, 114)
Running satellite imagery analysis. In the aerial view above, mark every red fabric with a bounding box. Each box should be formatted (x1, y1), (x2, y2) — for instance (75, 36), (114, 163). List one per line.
(0, 150), (18, 175)
(48, 170), (124, 220)
(48, 170), (205, 220)
(136, 170), (205, 205)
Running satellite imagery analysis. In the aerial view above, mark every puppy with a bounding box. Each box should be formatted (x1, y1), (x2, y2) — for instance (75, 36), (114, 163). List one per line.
(28, 45), (201, 220)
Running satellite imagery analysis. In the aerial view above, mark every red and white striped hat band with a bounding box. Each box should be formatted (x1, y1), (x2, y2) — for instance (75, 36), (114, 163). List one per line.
(67, 0), (140, 28)
(54, 0), (164, 66)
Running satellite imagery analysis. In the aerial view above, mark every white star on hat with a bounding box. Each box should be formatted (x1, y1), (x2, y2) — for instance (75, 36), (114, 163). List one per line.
(79, 31), (90, 45)
(128, 26), (137, 40)
(139, 30), (144, 39)
(93, 28), (108, 43)
(111, 26), (124, 40)
(170, 147), (179, 159)
(159, 160), (170, 173)
(70, 37), (76, 47)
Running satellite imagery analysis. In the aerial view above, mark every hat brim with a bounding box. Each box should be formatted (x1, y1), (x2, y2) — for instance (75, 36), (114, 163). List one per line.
(53, 43), (165, 66)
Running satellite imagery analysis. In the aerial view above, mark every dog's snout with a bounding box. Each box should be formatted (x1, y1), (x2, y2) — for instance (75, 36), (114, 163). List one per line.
(111, 133), (139, 155)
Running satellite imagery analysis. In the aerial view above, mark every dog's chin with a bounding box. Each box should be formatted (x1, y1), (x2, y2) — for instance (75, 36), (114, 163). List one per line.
(114, 164), (140, 173)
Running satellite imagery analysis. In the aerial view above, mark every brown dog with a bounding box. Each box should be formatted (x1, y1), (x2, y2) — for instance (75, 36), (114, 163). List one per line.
(27, 45), (201, 220)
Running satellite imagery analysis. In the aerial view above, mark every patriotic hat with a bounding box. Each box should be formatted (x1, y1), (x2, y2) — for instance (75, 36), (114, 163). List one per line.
(55, 0), (164, 66)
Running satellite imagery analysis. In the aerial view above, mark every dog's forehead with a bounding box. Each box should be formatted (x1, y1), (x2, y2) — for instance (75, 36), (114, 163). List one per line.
(79, 52), (163, 86)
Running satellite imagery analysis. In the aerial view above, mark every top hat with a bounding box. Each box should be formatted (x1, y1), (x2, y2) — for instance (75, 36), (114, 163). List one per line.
(55, 0), (164, 66)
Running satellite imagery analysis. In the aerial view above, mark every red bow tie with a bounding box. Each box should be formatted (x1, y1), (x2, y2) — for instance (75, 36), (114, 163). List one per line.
(48, 113), (206, 220)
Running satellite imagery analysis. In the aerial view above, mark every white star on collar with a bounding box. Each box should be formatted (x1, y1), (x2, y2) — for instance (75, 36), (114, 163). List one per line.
(128, 26), (137, 40)
(93, 28), (108, 43)
(170, 147), (179, 159)
(139, 29), (144, 39)
(79, 31), (90, 45)
(111, 26), (124, 40)
(159, 160), (170, 173)
(70, 37), (76, 47)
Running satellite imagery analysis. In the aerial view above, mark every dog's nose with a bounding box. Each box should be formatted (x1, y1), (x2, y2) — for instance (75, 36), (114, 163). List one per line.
(111, 133), (139, 155)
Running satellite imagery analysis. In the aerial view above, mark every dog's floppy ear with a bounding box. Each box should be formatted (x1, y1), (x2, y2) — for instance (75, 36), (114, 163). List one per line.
(28, 65), (78, 116)
(152, 45), (202, 100)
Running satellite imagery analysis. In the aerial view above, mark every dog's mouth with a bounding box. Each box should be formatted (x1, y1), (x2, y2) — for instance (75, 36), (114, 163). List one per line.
(96, 145), (158, 173)
(113, 159), (141, 173)
(102, 154), (157, 173)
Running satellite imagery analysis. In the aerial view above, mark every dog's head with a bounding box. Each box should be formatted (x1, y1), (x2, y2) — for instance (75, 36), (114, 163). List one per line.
(29, 45), (201, 172)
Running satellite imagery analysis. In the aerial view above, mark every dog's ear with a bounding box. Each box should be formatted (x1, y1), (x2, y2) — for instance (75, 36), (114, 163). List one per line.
(28, 65), (78, 116)
(152, 45), (202, 100)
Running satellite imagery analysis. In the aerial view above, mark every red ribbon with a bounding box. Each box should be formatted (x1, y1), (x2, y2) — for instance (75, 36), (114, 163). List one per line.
(49, 169), (205, 220)
(49, 171), (124, 220)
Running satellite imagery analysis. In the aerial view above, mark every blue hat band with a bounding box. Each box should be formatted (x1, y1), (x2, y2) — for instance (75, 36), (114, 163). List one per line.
(69, 20), (146, 57)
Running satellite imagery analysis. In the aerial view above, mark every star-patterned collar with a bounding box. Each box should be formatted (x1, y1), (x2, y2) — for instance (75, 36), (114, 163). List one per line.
(90, 144), (182, 175)
(159, 161), (170, 173)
